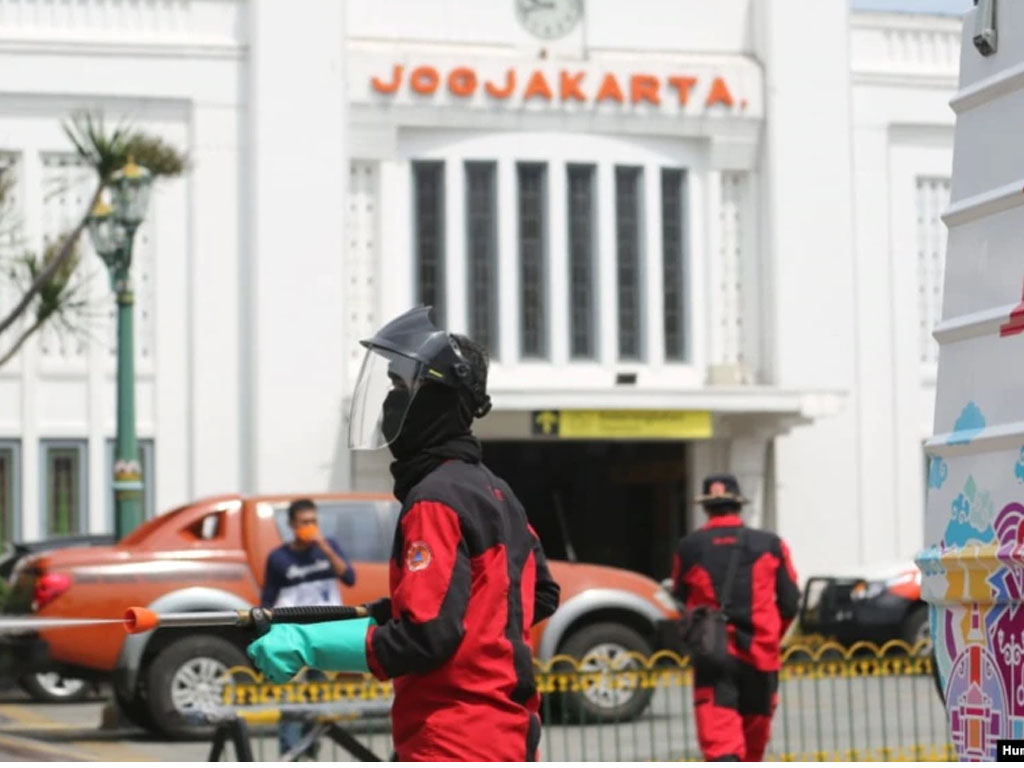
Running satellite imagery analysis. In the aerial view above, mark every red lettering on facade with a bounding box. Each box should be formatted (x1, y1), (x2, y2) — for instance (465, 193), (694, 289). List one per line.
(560, 71), (586, 102)
(667, 76), (697, 105)
(523, 70), (554, 100)
(485, 69), (516, 99)
(630, 74), (660, 105)
(369, 65), (743, 111)
(705, 76), (734, 108)
(371, 65), (404, 94)
(410, 66), (440, 95)
(595, 73), (624, 103)
(447, 67), (477, 97)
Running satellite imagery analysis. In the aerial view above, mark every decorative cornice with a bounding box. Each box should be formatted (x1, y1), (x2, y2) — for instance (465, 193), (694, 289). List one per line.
(0, 0), (244, 56)
(850, 12), (961, 83)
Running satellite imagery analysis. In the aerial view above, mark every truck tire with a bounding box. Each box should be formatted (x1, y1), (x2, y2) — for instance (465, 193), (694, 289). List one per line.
(114, 687), (158, 732)
(144, 634), (249, 738)
(556, 622), (654, 724)
(18, 672), (92, 703)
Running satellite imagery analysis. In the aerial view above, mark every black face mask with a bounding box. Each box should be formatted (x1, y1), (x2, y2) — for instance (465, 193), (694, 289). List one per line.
(381, 388), (411, 445)
(384, 382), (474, 461)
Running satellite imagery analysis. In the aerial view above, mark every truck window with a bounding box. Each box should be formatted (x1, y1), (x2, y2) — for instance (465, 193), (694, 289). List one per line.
(190, 511), (223, 540)
(273, 501), (397, 562)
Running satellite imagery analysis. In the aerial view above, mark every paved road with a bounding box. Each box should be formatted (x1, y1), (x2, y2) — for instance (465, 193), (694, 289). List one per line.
(0, 674), (951, 762)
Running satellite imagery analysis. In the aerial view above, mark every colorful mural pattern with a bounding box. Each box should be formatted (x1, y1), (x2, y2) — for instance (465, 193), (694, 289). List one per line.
(921, 403), (1024, 760)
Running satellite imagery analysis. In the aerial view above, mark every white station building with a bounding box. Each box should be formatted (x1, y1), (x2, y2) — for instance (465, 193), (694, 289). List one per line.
(0, 0), (963, 580)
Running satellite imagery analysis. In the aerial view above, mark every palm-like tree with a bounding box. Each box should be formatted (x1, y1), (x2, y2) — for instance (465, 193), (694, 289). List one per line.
(0, 112), (187, 366)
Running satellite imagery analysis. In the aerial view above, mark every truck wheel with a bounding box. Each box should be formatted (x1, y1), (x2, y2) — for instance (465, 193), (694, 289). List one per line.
(18, 672), (92, 703)
(144, 635), (249, 738)
(901, 605), (930, 656)
(556, 622), (654, 723)
(114, 688), (158, 732)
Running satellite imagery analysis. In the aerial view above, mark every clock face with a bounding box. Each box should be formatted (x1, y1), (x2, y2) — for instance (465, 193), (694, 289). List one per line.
(515, 0), (583, 40)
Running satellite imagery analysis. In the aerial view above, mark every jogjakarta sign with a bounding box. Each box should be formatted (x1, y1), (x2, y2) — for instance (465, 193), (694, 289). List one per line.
(370, 64), (745, 110)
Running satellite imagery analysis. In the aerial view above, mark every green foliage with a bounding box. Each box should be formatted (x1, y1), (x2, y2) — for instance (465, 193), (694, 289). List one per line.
(62, 111), (188, 183)
(0, 110), (188, 368)
(26, 236), (84, 325)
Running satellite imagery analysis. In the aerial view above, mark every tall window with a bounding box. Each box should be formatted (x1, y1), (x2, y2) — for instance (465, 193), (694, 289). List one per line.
(42, 440), (86, 535)
(413, 161), (445, 326)
(106, 439), (156, 528)
(465, 162), (498, 356)
(0, 442), (18, 543)
(662, 169), (688, 361)
(518, 163), (548, 358)
(568, 164), (597, 359)
(615, 166), (643, 360)
(916, 177), (950, 366)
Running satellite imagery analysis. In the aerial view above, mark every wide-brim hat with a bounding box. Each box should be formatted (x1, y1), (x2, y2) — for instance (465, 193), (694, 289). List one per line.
(693, 473), (749, 506)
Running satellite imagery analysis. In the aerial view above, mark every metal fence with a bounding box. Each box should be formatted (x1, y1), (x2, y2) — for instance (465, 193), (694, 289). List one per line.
(211, 640), (953, 762)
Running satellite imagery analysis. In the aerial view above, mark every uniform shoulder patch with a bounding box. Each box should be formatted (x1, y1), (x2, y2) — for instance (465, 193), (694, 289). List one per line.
(405, 540), (432, 572)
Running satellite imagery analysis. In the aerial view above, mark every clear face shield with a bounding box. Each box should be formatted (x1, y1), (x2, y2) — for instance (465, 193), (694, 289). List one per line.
(348, 347), (425, 450)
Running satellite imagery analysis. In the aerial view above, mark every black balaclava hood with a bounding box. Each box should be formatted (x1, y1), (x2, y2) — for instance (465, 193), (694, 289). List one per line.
(385, 382), (481, 501)
(385, 382), (473, 461)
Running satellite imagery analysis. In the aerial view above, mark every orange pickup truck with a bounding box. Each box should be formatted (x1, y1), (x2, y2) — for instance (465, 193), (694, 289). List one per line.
(5, 493), (679, 736)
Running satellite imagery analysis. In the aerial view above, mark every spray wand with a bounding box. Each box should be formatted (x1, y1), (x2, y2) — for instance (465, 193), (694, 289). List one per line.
(0, 605), (367, 636)
(124, 604), (368, 635)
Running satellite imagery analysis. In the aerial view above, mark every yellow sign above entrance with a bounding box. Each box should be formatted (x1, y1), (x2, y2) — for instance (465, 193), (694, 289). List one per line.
(531, 410), (713, 439)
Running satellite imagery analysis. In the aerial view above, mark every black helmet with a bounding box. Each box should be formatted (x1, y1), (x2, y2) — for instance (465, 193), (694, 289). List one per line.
(349, 306), (491, 450)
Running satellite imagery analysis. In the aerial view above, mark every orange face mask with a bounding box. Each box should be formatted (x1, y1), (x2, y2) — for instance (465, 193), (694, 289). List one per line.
(295, 523), (319, 543)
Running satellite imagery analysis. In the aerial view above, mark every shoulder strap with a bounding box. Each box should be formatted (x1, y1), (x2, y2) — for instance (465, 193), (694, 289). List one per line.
(718, 528), (744, 615)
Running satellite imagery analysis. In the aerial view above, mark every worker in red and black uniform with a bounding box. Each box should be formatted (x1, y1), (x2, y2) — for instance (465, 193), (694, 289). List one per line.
(248, 306), (561, 762)
(671, 474), (800, 762)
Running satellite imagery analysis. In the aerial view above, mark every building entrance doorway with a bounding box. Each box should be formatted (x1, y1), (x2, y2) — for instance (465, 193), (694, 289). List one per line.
(482, 441), (690, 580)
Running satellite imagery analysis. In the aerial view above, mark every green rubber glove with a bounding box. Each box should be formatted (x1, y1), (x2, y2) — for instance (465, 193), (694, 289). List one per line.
(246, 617), (375, 683)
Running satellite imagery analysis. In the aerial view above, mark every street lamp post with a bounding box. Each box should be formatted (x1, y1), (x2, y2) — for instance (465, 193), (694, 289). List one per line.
(87, 158), (153, 540)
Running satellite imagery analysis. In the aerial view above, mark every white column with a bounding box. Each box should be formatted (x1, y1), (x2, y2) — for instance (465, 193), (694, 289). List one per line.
(18, 150), (43, 540)
(643, 164), (664, 367)
(151, 167), (190, 513)
(704, 170), (723, 368)
(445, 158), (467, 335)
(191, 104), (243, 497)
(87, 228), (107, 531)
(548, 160), (569, 366)
(686, 169), (709, 372)
(729, 435), (769, 530)
(740, 172), (763, 380)
(755, 0), (857, 577)
(596, 162), (617, 365)
(497, 159), (520, 365)
(248, 0), (347, 493)
(378, 159), (414, 323)
(852, 125), (898, 562)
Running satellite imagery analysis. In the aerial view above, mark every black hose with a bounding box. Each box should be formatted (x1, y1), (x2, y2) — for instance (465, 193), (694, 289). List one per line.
(268, 605), (362, 624)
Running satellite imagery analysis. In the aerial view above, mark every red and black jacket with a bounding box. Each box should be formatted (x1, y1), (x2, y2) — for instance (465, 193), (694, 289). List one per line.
(670, 515), (800, 671)
(364, 458), (561, 762)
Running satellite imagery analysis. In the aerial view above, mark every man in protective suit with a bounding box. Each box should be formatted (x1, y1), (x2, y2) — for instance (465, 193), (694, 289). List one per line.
(671, 474), (800, 762)
(247, 306), (561, 761)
